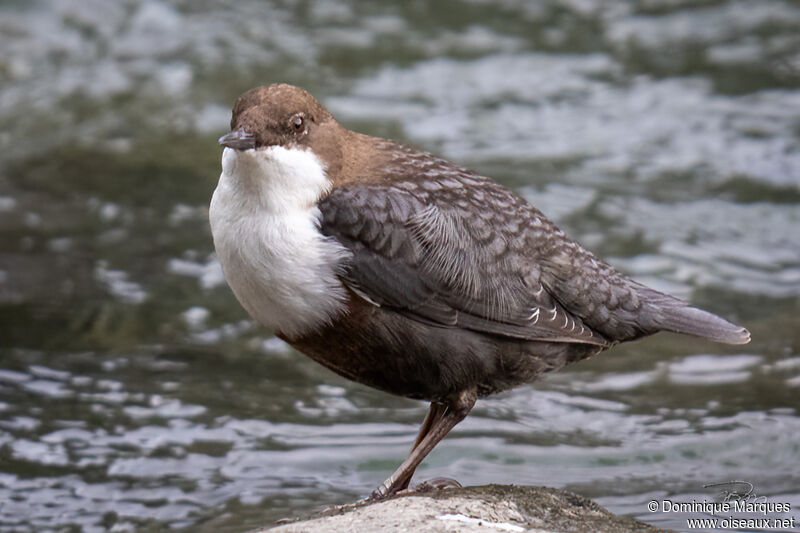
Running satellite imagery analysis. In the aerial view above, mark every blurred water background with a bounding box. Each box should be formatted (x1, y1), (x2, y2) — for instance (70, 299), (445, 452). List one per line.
(1, 1), (799, 531)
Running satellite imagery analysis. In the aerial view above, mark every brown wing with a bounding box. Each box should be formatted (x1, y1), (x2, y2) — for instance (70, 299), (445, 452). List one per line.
(318, 174), (610, 346)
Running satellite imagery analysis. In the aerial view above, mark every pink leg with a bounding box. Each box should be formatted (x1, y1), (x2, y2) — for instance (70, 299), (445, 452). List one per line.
(371, 388), (477, 500)
(394, 401), (447, 491)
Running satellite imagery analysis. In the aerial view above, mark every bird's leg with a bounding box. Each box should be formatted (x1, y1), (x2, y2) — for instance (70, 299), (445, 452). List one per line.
(411, 401), (447, 451)
(393, 401), (447, 491)
(371, 388), (477, 500)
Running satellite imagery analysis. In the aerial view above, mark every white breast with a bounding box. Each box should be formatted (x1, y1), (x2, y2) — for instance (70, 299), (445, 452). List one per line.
(209, 145), (350, 338)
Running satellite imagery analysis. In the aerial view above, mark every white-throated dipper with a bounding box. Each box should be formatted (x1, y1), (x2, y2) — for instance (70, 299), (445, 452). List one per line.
(210, 83), (750, 499)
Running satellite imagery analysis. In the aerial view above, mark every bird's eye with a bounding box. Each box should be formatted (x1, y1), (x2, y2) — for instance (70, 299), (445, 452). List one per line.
(291, 115), (304, 131)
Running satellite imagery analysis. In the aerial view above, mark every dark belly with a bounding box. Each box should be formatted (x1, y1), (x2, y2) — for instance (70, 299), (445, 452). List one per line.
(280, 296), (603, 401)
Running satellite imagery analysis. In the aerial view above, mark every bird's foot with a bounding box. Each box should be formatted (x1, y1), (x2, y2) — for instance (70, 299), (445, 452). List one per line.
(367, 487), (388, 502)
(413, 476), (462, 493)
(367, 476), (462, 502)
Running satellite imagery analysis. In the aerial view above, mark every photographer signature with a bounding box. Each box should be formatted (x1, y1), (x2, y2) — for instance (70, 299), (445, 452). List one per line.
(704, 480), (768, 504)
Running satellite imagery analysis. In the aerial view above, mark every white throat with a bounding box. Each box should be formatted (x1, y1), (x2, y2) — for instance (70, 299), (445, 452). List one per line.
(209, 146), (350, 338)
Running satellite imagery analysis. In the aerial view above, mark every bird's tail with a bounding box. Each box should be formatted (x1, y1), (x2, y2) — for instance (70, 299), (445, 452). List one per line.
(640, 288), (751, 345)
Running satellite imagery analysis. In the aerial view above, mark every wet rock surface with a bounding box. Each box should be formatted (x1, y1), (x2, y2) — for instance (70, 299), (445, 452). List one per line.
(260, 485), (673, 533)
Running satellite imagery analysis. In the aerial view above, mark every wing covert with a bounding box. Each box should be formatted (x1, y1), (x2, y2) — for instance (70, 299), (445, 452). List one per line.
(318, 178), (609, 346)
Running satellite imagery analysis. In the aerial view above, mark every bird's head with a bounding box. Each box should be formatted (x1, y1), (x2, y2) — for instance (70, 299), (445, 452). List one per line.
(217, 84), (351, 210)
(219, 83), (336, 152)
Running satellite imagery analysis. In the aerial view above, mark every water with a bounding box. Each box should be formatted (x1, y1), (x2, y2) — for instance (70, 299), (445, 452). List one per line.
(0, 1), (798, 531)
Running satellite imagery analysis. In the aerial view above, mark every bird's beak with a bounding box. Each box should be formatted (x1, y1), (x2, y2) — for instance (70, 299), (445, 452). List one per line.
(219, 127), (257, 150)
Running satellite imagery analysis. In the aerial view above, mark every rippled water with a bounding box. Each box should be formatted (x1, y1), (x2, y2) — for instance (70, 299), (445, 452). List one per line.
(1, 1), (799, 532)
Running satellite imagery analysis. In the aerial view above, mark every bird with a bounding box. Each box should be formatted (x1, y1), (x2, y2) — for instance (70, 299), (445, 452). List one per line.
(209, 83), (750, 500)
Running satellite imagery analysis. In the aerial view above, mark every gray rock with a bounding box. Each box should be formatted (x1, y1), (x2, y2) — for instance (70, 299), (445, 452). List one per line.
(256, 485), (674, 532)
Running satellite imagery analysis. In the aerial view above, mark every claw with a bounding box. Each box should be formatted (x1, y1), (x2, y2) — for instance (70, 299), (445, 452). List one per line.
(415, 476), (462, 492)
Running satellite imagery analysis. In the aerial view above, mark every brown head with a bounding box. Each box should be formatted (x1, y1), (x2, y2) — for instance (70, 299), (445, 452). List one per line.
(219, 84), (389, 186)
(219, 84), (337, 149)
